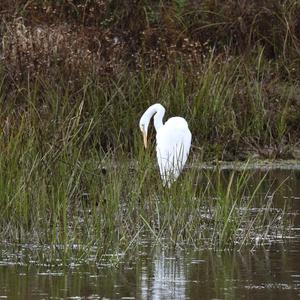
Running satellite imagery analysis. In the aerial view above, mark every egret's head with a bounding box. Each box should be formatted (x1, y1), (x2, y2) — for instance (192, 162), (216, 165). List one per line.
(139, 114), (150, 149)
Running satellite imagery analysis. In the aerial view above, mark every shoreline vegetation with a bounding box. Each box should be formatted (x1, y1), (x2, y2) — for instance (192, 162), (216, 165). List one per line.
(1, 0), (300, 159)
(0, 1), (298, 262)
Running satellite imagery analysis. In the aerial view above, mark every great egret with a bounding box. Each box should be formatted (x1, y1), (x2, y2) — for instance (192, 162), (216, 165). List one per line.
(139, 103), (192, 187)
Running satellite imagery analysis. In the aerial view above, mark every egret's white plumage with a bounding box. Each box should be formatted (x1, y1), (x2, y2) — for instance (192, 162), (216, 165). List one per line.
(139, 103), (192, 187)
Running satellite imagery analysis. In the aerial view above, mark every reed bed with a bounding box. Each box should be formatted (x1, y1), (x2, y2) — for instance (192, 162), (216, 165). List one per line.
(0, 75), (293, 264)
(1, 1), (300, 157)
(0, 1), (297, 264)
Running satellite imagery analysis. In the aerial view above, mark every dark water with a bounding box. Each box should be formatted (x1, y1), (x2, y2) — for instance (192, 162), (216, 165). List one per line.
(0, 167), (300, 300)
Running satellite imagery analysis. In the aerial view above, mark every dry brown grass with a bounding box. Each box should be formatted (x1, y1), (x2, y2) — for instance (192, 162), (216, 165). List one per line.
(1, 1), (299, 83)
(2, 20), (126, 82)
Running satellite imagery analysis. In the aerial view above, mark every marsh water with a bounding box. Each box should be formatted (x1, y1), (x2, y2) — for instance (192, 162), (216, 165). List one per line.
(1, 163), (300, 300)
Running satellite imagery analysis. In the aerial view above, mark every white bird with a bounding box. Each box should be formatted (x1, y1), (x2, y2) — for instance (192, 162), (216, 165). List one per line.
(139, 103), (192, 187)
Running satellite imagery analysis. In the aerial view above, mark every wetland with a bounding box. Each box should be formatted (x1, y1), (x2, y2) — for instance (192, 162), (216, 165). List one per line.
(1, 1), (300, 298)
(0, 164), (299, 299)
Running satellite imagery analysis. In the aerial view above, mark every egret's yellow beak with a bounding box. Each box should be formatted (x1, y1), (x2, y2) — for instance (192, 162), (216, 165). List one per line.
(142, 130), (148, 149)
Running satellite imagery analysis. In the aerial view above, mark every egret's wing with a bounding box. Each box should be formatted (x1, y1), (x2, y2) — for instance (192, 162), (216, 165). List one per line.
(156, 118), (191, 187)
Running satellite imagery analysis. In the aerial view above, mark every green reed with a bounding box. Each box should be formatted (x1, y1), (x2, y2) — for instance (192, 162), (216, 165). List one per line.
(0, 53), (295, 265)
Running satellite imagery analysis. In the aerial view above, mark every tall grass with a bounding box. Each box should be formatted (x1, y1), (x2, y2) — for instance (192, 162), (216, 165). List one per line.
(0, 0), (298, 263)
(2, 50), (297, 159)
(0, 69), (293, 264)
(0, 144), (291, 264)
(0, 58), (295, 256)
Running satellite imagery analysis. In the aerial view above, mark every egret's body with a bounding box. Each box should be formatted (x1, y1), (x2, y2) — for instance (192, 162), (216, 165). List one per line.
(139, 103), (192, 187)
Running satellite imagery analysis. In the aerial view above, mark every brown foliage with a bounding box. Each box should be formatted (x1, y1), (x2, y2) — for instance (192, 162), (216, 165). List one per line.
(1, 1), (300, 82)
(2, 20), (125, 81)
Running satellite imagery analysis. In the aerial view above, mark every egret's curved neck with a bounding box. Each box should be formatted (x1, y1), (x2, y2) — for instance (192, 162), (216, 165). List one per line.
(152, 104), (165, 131)
(140, 103), (166, 133)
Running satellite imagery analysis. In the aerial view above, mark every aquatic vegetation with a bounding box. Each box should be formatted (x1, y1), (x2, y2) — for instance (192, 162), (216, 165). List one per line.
(0, 0), (298, 265)
(0, 118), (294, 264)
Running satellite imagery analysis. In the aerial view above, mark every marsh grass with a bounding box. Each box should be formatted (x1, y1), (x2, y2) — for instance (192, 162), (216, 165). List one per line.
(0, 0), (298, 267)
(0, 123), (293, 265)
(3, 48), (299, 159)
(0, 52), (296, 264)
(1, 1), (300, 158)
